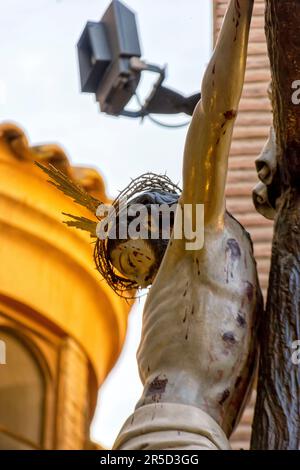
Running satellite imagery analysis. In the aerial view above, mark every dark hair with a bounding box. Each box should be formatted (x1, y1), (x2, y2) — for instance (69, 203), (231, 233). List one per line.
(94, 173), (181, 298)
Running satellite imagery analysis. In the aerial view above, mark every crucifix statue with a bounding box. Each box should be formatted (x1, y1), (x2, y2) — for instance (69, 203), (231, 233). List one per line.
(39, 0), (263, 450)
(111, 0), (262, 450)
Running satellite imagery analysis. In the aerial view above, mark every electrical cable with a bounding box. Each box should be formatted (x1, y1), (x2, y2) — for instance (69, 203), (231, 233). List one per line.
(134, 92), (191, 129)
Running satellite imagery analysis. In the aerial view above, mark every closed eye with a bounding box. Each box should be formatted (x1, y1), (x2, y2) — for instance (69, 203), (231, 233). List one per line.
(127, 255), (135, 268)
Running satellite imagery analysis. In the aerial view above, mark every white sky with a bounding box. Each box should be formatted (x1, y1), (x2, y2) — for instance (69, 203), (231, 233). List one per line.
(0, 0), (212, 448)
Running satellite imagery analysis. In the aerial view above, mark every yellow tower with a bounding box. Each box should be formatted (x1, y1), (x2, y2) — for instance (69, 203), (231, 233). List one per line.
(0, 123), (130, 450)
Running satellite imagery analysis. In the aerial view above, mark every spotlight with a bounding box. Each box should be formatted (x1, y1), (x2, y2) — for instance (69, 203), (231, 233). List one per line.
(77, 0), (200, 120)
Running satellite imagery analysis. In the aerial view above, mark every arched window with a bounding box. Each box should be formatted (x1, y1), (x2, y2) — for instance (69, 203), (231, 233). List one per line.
(0, 330), (45, 449)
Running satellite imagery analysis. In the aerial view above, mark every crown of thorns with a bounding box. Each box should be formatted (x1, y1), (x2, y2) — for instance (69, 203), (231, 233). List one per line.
(36, 163), (181, 298)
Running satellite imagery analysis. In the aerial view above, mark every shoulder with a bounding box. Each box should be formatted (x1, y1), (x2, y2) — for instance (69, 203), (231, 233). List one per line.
(225, 210), (254, 253)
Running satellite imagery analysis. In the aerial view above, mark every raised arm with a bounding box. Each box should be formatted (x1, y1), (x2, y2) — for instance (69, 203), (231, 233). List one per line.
(181, 0), (254, 228)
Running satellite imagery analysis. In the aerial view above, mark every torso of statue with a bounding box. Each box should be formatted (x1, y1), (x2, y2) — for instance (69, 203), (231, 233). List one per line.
(112, 0), (261, 449)
(136, 211), (262, 437)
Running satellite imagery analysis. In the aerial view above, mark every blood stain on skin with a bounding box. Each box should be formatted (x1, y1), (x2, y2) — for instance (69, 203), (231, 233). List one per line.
(224, 109), (237, 120)
(195, 258), (201, 276)
(226, 239), (241, 260)
(233, 10), (240, 41)
(222, 332), (237, 345)
(244, 281), (254, 302)
(234, 0), (241, 28)
(225, 239), (241, 282)
(147, 376), (168, 403)
(183, 282), (189, 297)
(237, 313), (247, 328)
(148, 376), (168, 394)
(219, 389), (230, 406)
(185, 322), (190, 341)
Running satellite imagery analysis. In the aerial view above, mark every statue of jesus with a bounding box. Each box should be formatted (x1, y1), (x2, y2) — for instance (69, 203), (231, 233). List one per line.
(39, 0), (262, 450)
(111, 0), (262, 450)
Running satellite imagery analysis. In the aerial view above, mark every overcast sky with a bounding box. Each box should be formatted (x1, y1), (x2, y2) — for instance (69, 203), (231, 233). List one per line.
(0, 0), (212, 448)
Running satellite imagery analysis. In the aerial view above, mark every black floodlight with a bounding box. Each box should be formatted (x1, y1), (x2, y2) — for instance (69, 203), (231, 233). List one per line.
(77, 0), (141, 115)
(77, 0), (200, 120)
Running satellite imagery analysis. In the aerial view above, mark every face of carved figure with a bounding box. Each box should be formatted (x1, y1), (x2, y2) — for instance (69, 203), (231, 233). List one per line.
(107, 190), (179, 288)
(109, 238), (158, 288)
